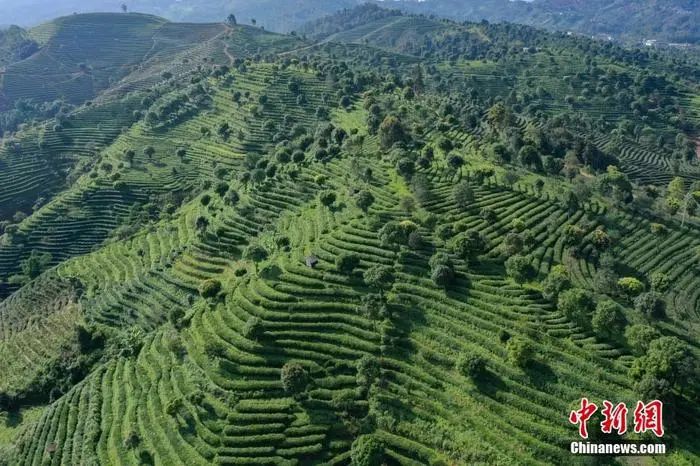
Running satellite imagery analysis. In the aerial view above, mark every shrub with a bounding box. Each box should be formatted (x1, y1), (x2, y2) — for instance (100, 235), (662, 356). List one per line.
(431, 264), (455, 289)
(455, 353), (486, 379)
(507, 337), (533, 367)
(511, 218), (526, 232)
(108, 326), (145, 358)
(124, 429), (140, 449)
(363, 265), (395, 295)
(379, 115), (407, 149)
(243, 244), (268, 263)
(356, 294), (388, 320)
(165, 398), (183, 416)
(453, 230), (487, 262)
(319, 190), (336, 207)
(378, 220), (418, 248)
(480, 207), (497, 223)
(351, 435), (384, 466)
(558, 288), (594, 327)
(429, 252), (453, 270)
(542, 265), (571, 302)
(20, 250), (52, 279)
(452, 181), (474, 206)
(591, 228), (612, 250)
(633, 292), (666, 319)
(356, 355), (380, 387)
(502, 232), (525, 256)
(355, 191), (374, 213)
(591, 300), (624, 338)
(243, 316), (264, 340)
(505, 255), (534, 283)
(215, 182), (229, 197)
(281, 362), (308, 394)
(563, 224), (585, 246)
(200, 279), (222, 298)
(224, 190), (239, 206)
(635, 376), (672, 401)
(336, 253), (360, 275)
(630, 337), (695, 389)
(436, 224), (454, 241)
(650, 272), (670, 293)
(407, 230), (423, 249)
(618, 277), (644, 299)
(625, 324), (659, 357)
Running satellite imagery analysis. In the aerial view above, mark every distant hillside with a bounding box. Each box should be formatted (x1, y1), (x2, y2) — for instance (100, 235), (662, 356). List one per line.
(0, 0), (361, 32)
(0, 26), (38, 68)
(2, 0), (699, 44)
(0, 13), (228, 113)
(392, 0), (700, 44)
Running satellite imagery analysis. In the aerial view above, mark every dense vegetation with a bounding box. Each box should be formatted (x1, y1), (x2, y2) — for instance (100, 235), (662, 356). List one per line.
(1, 5), (700, 465)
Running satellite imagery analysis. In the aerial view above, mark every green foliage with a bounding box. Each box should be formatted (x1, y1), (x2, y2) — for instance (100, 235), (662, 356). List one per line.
(281, 362), (309, 394)
(542, 265), (571, 302)
(378, 220), (418, 249)
(243, 316), (265, 340)
(617, 277), (645, 299)
(199, 279), (222, 298)
(455, 353), (486, 379)
(452, 181), (474, 207)
(507, 337), (533, 368)
(351, 435), (384, 466)
(356, 294), (388, 320)
(20, 250), (52, 279)
(558, 288), (594, 327)
(378, 115), (407, 149)
(363, 265), (395, 294)
(356, 355), (380, 387)
(625, 324), (659, 356)
(336, 253), (360, 275)
(452, 230), (487, 262)
(630, 337), (696, 390)
(431, 264), (455, 289)
(243, 244), (269, 263)
(107, 327), (145, 358)
(505, 255), (534, 283)
(591, 300), (624, 338)
(633, 292), (666, 319)
(319, 190), (337, 207)
(650, 271), (670, 293)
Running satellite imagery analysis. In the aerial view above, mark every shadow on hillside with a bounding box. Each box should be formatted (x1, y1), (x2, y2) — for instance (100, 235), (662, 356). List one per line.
(524, 360), (558, 390)
(3, 408), (23, 428)
(474, 370), (506, 396)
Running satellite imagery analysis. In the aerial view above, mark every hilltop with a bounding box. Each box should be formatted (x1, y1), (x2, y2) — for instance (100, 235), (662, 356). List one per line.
(0, 6), (699, 465)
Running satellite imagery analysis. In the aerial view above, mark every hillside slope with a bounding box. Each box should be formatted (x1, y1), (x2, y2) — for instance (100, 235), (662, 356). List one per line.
(393, 0), (700, 44)
(1, 8), (700, 465)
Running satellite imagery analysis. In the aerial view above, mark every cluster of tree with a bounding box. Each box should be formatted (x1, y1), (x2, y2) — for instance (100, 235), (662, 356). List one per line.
(0, 98), (70, 137)
(145, 83), (211, 129)
(429, 253), (456, 289)
(629, 334), (696, 400)
(664, 177), (698, 220)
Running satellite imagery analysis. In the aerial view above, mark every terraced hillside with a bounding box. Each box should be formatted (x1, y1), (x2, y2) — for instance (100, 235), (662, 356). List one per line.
(1, 6), (700, 465)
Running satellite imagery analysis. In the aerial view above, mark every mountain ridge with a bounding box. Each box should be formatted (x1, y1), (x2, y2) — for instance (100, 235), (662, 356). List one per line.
(1, 0), (699, 44)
